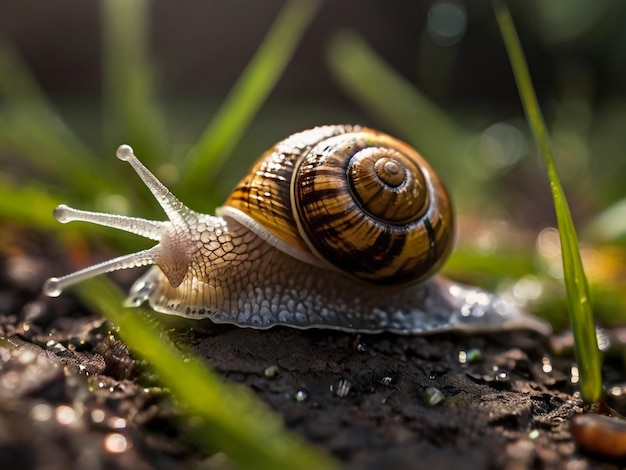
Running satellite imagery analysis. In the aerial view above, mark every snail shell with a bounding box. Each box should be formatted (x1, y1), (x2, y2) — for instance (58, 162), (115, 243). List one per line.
(43, 125), (550, 335)
(223, 125), (452, 284)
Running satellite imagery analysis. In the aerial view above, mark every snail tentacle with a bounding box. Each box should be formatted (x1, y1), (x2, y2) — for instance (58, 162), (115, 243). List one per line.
(44, 145), (215, 295)
(53, 204), (163, 240)
(116, 145), (194, 228)
(43, 249), (156, 297)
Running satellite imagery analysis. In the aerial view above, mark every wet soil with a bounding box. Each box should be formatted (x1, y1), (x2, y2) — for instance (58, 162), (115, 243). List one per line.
(0, 228), (624, 469)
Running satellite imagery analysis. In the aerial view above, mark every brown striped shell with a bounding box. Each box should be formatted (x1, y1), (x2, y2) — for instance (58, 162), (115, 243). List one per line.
(223, 125), (454, 284)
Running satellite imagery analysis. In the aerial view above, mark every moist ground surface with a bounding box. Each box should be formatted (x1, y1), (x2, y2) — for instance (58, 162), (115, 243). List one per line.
(0, 228), (622, 469)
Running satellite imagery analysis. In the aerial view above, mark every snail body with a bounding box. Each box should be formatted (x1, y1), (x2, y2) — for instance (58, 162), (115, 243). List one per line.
(44, 125), (549, 335)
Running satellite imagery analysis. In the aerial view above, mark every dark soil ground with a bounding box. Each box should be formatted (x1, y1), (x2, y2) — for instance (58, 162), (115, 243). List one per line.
(1, 227), (624, 469)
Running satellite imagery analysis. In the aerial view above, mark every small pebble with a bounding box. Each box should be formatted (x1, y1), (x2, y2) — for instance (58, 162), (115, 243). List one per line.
(570, 413), (626, 459)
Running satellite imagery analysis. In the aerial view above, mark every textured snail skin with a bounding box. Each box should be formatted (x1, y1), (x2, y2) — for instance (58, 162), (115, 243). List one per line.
(43, 125), (551, 335)
(125, 213), (548, 334)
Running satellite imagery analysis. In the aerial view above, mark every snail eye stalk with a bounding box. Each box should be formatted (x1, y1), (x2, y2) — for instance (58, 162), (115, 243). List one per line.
(43, 145), (196, 297)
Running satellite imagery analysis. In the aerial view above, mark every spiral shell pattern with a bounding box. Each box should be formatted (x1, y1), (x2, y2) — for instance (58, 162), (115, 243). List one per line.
(224, 125), (453, 284)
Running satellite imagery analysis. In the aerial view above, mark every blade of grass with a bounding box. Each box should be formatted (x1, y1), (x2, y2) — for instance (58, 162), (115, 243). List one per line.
(493, 0), (601, 403)
(585, 197), (626, 243)
(76, 277), (338, 470)
(327, 32), (463, 176)
(445, 248), (536, 279)
(0, 45), (110, 197)
(102, 0), (169, 165)
(0, 178), (61, 229)
(178, 0), (320, 200)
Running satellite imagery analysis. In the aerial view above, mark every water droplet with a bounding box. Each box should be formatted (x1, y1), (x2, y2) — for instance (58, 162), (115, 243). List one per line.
(422, 387), (445, 406)
(541, 356), (553, 374)
(380, 376), (393, 386)
(91, 409), (106, 424)
(30, 404), (53, 422)
(104, 432), (130, 453)
(458, 350), (467, 364)
(495, 370), (509, 382)
(605, 383), (626, 416)
(596, 328), (611, 352)
(330, 379), (352, 398)
(356, 343), (368, 353)
(107, 417), (127, 429)
(294, 389), (309, 402)
(51, 342), (67, 352)
(264, 365), (279, 378)
(55, 405), (77, 425)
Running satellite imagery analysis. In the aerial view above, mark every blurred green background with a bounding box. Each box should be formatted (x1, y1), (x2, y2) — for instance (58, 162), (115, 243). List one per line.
(1, 0), (625, 329)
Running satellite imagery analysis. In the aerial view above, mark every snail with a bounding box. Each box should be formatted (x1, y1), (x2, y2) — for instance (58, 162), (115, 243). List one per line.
(43, 125), (550, 335)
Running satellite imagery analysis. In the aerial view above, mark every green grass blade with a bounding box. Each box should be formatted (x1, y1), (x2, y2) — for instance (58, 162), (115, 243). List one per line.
(102, 0), (169, 164)
(445, 248), (536, 280)
(179, 0), (320, 199)
(0, 45), (109, 196)
(76, 277), (338, 470)
(493, 0), (602, 403)
(585, 197), (626, 243)
(327, 32), (462, 172)
(0, 178), (60, 228)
